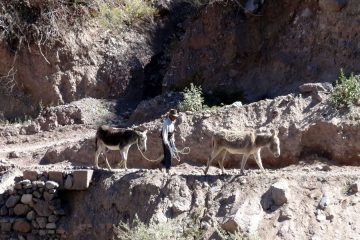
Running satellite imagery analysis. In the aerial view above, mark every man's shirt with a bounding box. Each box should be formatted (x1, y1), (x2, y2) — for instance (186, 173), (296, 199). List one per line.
(162, 117), (175, 145)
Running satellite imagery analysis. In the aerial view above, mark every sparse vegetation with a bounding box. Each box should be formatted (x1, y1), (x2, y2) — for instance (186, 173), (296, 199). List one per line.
(179, 83), (205, 112)
(216, 228), (259, 240)
(0, 0), (96, 52)
(0, 0), (156, 53)
(118, 216), (256, 240)
(98, 0), (156, 29)
(119, 216), (205, 240)
(330, 69), (360, 109)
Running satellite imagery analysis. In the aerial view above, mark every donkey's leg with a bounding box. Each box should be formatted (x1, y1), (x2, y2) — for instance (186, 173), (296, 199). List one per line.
(104, 151), (112, 170)
(94, 150), (101, 169)
(204, 147), (223, 175)
(95, 141), (105, 169)
(218, 150), (227, 175)
(255, 149), (265, 172)
(121, 146), (130, 171)
(240, 154), (249, 175)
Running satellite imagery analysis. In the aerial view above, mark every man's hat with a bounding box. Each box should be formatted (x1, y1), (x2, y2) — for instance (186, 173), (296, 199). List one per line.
(168, 109), (179, 118)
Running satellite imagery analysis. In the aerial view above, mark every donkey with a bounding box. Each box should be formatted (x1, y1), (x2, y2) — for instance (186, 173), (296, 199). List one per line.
(204, 129), (280, 175)
(95, 125), (148, 170)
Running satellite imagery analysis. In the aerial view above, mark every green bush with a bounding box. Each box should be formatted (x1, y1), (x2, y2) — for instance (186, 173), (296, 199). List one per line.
(179, 83), (205, 112)
(98, 0), (156, 29)
(123, 0), (156, 24)
(330, 69), (360, 109)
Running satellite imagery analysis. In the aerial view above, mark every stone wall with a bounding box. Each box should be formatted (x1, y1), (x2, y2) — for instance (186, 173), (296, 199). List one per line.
(0, 169), (93, 240)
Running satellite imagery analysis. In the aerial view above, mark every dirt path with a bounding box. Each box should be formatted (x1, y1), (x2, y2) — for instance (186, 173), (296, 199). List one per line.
(0, 125), (96, 167)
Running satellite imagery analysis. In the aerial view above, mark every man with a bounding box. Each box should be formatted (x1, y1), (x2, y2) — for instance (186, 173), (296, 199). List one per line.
(160, 109), (179, 173)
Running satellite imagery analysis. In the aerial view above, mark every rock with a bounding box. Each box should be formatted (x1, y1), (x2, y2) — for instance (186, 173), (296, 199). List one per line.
(64, 175), (73, 189)
(46, 223), (56, 229)
(53, 209), (65, 216)
(318, 193), (329, 210)
(14, 204), (30, 216)
(8, 151), (20, 158)
(245, 0), (264, 13)
(299, 83), (327, 94)
(71, 170), (94, 190)
(33, 191), (42, 199)
(33, 181), (45, 188)
(36, 217), (47, 229)
(0, 205), (8, 216)
(33, 200), (52, 217)
(129, 92), (183, 124)
(153, 0), (172, 11)
(44, 192), (55, 202)
(39, 229), (47, 236)
(45, 181), (59, 190)
(278, 208), (292, 221)
(26, 211), (36, 221)
(18, 235), (26, 240)
(301, 8), (313, 18)
(350, 181), (360, 194)
(315, 165), (331, 171)
(316, 212), (326, 222)
(167, 177), (192, 214)
(22, 122), (41, 135)
(0, 220), (12, 232)
(23, 171), (39, 181)
(12, 219), (31, 233)
(48, 215), (58, 223)
(48, 171), (64, 188)
(271, 180), (290, 206)
(49, 189), (56, 194)
(6, 195), (21, 208)
(15, 182), (23, 190)
(21, 194), (33, 204)
(313, 92), (323, 102)
(325, 208), (335, 222)
(32, 220), (39, 229)
(221, 195), (263, 234)
(19, 179), (31, 186)
(319, 0), (348, 12)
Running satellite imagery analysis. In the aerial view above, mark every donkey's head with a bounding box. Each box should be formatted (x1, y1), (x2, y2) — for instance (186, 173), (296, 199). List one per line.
(269, 129), (280, 158)
(136, 130), (148, 153)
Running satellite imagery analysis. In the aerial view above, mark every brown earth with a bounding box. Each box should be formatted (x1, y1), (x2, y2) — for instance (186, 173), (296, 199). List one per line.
(164, 0), (360, 103)
(0, 0), (360, 239)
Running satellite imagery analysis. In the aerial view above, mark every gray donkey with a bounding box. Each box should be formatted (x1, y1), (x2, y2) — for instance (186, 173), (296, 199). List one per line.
(95, 125), (148, 170)
(204, 129), (280, 175)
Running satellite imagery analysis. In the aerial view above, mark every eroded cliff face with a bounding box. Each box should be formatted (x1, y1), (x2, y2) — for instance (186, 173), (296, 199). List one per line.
(2, 0), (359, 120)
(164, 0), (360, 103)
(0, 1), (194, 120)
(59, 165), (360, 240)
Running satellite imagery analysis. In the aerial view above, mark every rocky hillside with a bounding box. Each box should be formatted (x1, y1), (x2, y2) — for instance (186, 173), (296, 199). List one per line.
(1, 0), (359, 119)
(0, 0), (360, 240)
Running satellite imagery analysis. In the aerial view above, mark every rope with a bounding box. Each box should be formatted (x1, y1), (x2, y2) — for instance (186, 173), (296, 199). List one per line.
(172, 147), (191, 162)
(137, 143), (163, 162)
(136, 144), (191, 163)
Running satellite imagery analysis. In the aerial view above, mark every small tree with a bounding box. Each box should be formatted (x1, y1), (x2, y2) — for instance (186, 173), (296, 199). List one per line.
(330, 69), (360, 109)
(179, 83), (204, 111)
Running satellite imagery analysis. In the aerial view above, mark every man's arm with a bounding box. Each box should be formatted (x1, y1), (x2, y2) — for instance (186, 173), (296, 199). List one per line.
(162, 123), (170, 145)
